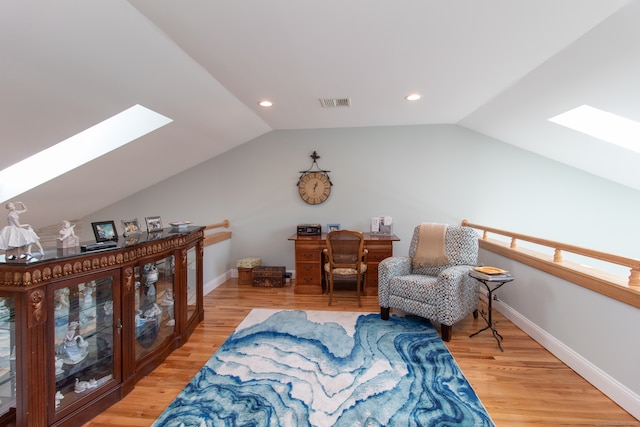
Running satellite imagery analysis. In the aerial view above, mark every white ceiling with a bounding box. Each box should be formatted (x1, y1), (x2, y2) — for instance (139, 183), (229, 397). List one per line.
(1, 0), (638, 227)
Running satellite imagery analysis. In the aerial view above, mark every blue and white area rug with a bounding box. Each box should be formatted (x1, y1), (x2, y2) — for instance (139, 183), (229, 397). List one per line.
(152, 309), (494, 427)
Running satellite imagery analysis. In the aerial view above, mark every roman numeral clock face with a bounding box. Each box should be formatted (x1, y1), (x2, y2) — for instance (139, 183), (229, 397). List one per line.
(298, 172), (331, 205)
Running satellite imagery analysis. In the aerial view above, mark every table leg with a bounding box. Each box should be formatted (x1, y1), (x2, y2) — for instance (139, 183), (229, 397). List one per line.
(470, 281), (506, 351)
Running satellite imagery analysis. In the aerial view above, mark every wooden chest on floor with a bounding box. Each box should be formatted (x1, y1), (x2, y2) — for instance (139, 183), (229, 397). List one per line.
(237, 267), (253, 285)
(252, 266), (286, 287)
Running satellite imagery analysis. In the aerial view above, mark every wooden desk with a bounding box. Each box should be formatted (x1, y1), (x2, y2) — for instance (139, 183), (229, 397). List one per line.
(288, 233), (400, 295)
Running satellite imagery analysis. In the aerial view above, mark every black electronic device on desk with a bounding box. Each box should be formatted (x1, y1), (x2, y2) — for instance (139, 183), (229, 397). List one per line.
(81, 241), (118, 252)
(297, 224), (322, 236)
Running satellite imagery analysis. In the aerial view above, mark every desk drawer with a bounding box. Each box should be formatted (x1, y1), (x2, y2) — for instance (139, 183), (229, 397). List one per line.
(296, 250), (321, 262)
(366, 241), (392, 260)
(296, 271), (321, 285)
(367, 251), (391, 263)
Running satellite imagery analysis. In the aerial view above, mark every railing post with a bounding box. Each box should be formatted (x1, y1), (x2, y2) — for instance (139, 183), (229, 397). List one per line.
(629, 268), (640, 287)
(554, 249), (563, 263)
(510, 237), (517, 249)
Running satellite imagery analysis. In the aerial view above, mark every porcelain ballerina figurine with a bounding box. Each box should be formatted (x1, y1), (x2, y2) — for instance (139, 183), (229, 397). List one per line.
(0, 201), (44, 259)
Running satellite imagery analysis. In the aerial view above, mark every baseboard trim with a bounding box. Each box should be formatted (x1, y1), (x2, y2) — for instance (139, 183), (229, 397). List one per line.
(204, 271), (231, 295)
(488, 294), (640, 420)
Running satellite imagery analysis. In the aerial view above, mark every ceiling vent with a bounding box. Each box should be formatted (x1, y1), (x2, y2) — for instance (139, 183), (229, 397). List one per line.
(319, 97), (351, 108)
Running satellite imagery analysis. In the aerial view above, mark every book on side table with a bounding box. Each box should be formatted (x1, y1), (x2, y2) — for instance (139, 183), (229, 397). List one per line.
(470, 266), (513, 281)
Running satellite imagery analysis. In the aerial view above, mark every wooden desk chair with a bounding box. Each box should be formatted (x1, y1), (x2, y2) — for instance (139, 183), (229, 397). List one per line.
(323, 230), (368, 306)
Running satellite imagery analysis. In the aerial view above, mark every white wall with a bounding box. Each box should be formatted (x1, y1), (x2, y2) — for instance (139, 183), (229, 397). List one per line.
(84, 124), (640, 412)
(479, 251), (640, 418)
(85, 124), (640, 263)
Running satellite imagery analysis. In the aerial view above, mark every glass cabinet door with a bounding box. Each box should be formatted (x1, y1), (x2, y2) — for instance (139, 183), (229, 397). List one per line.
(0, 296), (16, 420)
(53, 275), (115, 414)
(135, 255), (175, 360)
(186, 246), (198, 323)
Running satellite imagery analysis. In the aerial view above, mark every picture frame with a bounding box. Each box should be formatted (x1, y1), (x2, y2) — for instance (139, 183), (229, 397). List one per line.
(91, 220), (118, 242)
(121, 218), (141, 237)
(327, 223), (341, 232)
(145, 216), (163, 232)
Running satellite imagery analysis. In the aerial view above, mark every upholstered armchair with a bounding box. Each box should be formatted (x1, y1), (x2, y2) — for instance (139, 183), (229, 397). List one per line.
(378, 224), (479, 341)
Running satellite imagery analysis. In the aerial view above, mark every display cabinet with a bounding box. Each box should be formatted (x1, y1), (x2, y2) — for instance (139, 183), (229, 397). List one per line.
(183, 244), (201, 340)
(0, 296), (16, 426)
(0, 227), (204, 427)
(135, 256), (174, 358)
(50, 272), (119, 424)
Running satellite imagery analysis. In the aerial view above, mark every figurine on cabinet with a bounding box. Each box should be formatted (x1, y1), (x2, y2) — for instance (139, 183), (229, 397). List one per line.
(144, 303), (162, 320)
(144, 263), (158, 283)
(136, 303), (163, 347)
(55, 356), (64, 376)
(0, 300), (10, 327)
(103, 300), (113, 316)
(54, 287), (70, 311)
(143, 263), (158, 306)
(82, 282), (94, 308)
(79, 282), (97, 330)
(60, 321), (89, 365)
(55, 391), (64, 408)
(135, 281), (141, 308)
(0, 201), (44, 259)
(146, 281), (156, 303)
(57, 220), (79, 249)
(74, 378), (98, 393)
(161, 289), (175, 326)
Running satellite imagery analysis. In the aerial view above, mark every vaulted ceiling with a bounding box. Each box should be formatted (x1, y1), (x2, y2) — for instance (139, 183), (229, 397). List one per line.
(1, 0), (638, 226)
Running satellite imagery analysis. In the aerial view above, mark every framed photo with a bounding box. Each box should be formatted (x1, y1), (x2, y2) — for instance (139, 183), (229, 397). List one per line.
(121, 218), (141, 237)
(145, 216), (163, 232)
(327, 223), (341, 232)
(91, 220), (118, 242)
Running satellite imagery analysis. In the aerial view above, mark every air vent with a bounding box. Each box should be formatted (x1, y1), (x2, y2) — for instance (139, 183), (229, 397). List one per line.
(319, 97), (351, 108)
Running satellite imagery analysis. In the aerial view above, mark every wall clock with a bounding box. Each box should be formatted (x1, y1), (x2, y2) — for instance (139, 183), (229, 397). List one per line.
(297, 151), (333, 205)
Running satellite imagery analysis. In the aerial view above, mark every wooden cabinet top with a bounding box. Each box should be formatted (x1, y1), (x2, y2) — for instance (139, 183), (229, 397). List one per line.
(288, 233), (400, 242)
(0, 226), (203, 289)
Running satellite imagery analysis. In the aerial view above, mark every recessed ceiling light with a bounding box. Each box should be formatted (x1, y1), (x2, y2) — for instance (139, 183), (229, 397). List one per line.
(405, 94), (422, 101)
(258, 100), (273, 107)
(549, 105), (640, 153)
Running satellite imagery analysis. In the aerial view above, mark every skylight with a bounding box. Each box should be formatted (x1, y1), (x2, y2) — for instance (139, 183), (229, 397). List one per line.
(549, 105), (640, 153)
(0, 105), (172, 203)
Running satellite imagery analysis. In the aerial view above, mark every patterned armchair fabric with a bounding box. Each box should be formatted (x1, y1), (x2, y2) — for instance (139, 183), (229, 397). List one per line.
(378, 224), (479, 341)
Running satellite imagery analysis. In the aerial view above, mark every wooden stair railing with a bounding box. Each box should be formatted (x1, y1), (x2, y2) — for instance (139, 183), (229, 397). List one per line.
(461, 220), (640, 309)
(204, 219), (231, 247)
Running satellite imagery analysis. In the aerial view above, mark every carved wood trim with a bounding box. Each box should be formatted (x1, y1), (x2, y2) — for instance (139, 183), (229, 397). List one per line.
(0, 228), (204, 288)
(28, 289), (46, 326)
(124, 267), (134, 294)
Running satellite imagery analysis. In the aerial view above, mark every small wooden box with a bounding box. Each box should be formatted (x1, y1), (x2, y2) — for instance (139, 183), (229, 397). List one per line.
(252, 266), (286, 287)
(238, 267), (253, 285)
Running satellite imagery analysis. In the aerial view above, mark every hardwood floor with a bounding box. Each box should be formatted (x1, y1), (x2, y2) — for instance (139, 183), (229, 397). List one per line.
(84, 280), (638, 426)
